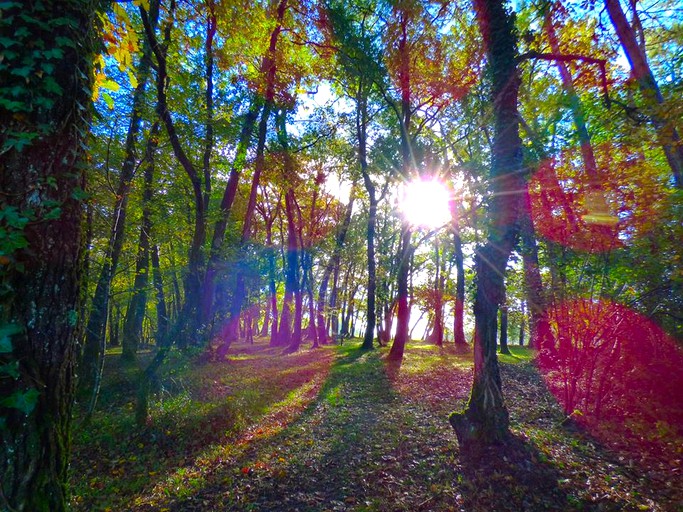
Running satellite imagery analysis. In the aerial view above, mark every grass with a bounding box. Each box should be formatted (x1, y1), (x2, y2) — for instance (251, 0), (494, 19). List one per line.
(70, 338), (682, 511)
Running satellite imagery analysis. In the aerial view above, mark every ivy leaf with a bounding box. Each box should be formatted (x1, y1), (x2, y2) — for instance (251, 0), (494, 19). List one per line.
(0, 388), (40, 415)
(0, 324), (21, 353)
(0, 361), (20, 379)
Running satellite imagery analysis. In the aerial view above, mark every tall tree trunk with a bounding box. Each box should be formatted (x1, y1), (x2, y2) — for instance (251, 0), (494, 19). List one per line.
(215, 0), (288, 356)
(356, 88), (378, 350)
(520, 190), (552, 349)
(0, 2), (103, 509)
(499, 290), (510, 355)
(109, 303), (121, 347)
(450, 0), (523, 450)
(81, 0), (158, 393)
(605, 0), (682, 188)
(452, 229), (467, 345)
(388, 6), (415, 362)
(316, 188), (355, 345)
(201, 101), (261, 325)
(121, 122), (161, 363)
(151, 244), (169, 344)
(427, 240), (445, 347)
(389, 224), (412, 360)
(518, 301), (525, 346)
(329, 262), (341, 337)
(279, 188), (299, 350)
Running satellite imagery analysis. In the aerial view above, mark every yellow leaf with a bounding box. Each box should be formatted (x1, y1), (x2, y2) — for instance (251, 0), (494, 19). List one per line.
(127, 71), (138, 89)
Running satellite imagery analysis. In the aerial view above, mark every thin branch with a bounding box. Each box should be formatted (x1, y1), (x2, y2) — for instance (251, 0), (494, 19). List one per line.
(518, 51), (611, 106)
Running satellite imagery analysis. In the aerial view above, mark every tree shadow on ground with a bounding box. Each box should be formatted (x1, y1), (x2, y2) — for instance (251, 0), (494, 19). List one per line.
(456, 433), (607, 512)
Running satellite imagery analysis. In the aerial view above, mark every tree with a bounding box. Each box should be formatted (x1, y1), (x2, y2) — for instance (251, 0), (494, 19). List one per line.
(450, 0), (524, 449)
(0, 1), (106, 509)
(605, 0), (683, 188)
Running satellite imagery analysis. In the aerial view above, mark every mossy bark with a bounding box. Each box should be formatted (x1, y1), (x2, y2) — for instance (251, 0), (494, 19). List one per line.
(0, 2), (104, 509)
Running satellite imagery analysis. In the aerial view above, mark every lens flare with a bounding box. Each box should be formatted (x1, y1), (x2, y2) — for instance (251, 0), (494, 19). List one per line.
(399, 179), (451, 228)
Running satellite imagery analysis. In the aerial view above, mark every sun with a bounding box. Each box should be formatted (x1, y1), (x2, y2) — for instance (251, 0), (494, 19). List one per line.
(399, 178), (452, 228)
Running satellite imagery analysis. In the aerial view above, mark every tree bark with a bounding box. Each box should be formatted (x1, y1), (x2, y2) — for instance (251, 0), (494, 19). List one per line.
(215, 0), (289, 356)
(450, 0), (523, 450)
(0, 2), (103, 509)
(499, 297), (510, 355)
(143, 3), (207, 346)
(150, 244), (169, 344)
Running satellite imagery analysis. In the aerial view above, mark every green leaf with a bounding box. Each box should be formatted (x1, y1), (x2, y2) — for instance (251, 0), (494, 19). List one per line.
(102, 92), (114, 110)
(0, 324), (21, 353)
(0, 361), (19, 379)
(44, 47), (64, 60)
(13, 26), (29, 38)
(10, 66), (31, 79)
(0, 388), (40, 415)
(43, 207), (62, 220)
(71, 187), (90, 201)
(43, 76), (62, 95)
(0, 36), (18, 48)
(54, 36), (76, 49)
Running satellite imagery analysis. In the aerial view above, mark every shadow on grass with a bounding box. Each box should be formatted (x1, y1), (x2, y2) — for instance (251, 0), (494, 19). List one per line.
(456, 433), (606, 512)
(156, 342), (407, 510)
(69, 342), (336, 511)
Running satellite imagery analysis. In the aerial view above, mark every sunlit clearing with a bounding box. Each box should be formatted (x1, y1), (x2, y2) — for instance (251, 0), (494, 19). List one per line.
(399, 179), (451, 228)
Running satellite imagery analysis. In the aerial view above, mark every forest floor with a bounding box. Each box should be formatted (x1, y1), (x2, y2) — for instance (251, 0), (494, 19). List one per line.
(70, 339), (682, 512)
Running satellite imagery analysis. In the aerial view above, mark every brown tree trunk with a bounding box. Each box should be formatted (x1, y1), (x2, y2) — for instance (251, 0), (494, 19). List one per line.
(142, 2), (207, 346)
(150, 244), (169, 344)
(499, 297), (510, 355)
(388, 5), (414, 362)
(450, 0), (523, 450)
(0, 2), (103, 509)
(279, 187), (299, 350)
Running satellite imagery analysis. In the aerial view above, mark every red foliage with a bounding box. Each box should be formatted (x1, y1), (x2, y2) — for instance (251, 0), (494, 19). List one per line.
(538, 299), (683, 453)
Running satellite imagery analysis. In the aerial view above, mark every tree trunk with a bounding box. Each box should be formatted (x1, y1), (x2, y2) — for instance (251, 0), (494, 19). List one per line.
(452, 229), (467, 345)
(388, 223), (412, 360)
(108, 303), (121, 347)
(0, 2), (103, 509)
(388, 5), (414, 362)
(143, 2), (208, 346)
(280, 185), (300, 350)
(499, 299), (510, 355)
(605, 0), (683, 188)
(151, 244), (169, 344)
(121, 122), (160, 363)
(427, 241), (445, 347)
(316, 188), (355, 345)
(518, 301), (525, 346)
(520, 190), (552, 350)
(450, 0), (523, 450)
